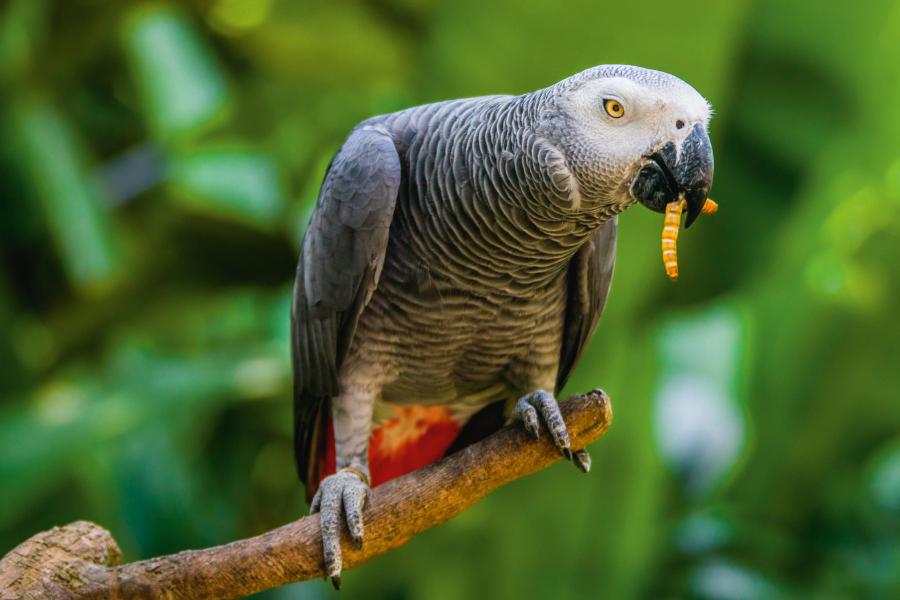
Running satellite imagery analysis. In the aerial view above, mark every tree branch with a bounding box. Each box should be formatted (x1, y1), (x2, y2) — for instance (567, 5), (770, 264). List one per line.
(0, 390), (612, 599)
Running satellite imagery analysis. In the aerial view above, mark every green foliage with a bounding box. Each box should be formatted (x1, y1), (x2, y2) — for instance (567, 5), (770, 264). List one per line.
(1, 1), (898, 598)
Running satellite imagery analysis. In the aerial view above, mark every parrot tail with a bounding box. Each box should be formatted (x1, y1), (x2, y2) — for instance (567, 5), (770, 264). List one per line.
(318, 405), (463, 488)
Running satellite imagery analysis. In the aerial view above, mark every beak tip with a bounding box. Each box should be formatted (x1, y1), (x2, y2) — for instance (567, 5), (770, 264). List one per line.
(683, 194), (704, 228)
(684, 202), (701, 229)
(684, 211), (699, 228)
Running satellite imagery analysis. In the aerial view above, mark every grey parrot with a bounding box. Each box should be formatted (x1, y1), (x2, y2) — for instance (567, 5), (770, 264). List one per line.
(291, 64), (714, 586)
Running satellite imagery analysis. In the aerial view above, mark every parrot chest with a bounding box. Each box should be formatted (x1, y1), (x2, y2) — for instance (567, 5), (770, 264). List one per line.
(341, 105), (593, 411)
(350, 251), (568, 408)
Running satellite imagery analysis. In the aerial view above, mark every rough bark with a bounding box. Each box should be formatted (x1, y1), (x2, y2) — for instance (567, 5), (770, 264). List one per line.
(0, 389), (612, 599)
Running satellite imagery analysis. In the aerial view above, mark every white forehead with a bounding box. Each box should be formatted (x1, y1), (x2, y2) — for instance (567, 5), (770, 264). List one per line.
(570, 75), (712, 124)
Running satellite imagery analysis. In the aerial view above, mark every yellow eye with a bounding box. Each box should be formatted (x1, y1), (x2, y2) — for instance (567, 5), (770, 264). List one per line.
(603, 98), (625, 118)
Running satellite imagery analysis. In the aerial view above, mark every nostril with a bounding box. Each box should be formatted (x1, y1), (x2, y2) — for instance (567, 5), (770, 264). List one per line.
(675, 119), (685, 130)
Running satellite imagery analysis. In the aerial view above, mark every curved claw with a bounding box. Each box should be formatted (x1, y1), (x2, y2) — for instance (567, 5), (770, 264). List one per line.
(313, 469), (370, 587)
(513, 390), (576, 464)
(573, 449), (591, 473)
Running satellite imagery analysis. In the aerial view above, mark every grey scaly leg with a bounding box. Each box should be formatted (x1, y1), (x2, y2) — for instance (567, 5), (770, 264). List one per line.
(309, 382), (374, 589)
(512, 389), (591, 472)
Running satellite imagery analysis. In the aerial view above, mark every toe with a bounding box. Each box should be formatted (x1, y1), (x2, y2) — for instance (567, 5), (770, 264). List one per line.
(536, 394), (570, 453)
(319, 482), (344, 581)
(309, 487), (322, 515)
(343, 483), (367, 549)
(514, 397), (540, 439)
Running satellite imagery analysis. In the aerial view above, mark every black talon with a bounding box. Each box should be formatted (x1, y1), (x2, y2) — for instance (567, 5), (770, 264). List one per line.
(331, 575), (342, 590)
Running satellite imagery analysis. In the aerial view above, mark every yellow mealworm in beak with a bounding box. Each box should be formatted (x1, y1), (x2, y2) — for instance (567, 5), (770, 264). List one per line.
(661, 199), (685, 281)
(661, 197), (718, 281)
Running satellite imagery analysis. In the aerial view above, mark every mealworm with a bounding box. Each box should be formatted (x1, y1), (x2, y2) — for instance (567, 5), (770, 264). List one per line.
(702, 198), (718, 215)
(661, 197), (717, 281)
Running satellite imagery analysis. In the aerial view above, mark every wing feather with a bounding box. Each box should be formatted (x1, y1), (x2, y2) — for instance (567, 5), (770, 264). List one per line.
(291, 125), (401, 491)
(556, 217), (617, 392)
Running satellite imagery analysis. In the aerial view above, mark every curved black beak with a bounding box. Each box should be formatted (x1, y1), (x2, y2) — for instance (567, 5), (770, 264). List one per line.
(630, 124), (714, 227)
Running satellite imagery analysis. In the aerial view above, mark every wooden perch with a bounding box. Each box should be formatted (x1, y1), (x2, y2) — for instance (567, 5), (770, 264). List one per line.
(0, 390), (612, 599)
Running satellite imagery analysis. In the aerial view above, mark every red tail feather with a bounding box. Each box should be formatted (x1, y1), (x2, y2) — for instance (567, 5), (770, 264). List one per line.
(319, 405), (462, 487)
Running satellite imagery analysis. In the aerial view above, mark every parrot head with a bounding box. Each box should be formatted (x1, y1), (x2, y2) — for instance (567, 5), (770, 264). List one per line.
(542, 65), (714, 227)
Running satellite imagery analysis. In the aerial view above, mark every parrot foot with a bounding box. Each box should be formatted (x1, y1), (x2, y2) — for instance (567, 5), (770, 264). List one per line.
(309, 467), (370, 589)
(513, 389), (591, 472)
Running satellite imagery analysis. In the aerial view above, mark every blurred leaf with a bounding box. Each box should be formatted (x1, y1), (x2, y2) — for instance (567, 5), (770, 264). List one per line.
(122, 4), (230, 142)
(10, 100), (123, 292)
(206, 0), (274, 36)
(0, 0), (47, 83)
(653, 304), (749, 495)
(236, 1), (412, 84)
(689, 559), (783, 600)
(867, 437), (900, 513)
(168, 146), (286, 228)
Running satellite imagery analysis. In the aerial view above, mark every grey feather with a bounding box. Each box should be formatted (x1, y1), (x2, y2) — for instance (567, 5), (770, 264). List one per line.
(292, 125), (401, 485)
(557, 216), (617, 392)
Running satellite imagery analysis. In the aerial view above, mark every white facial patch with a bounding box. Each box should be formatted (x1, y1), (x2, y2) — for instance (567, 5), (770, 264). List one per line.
(561, 73), (712, 169)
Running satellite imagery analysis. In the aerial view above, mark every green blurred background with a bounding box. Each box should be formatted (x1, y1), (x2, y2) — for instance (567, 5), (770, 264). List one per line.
(2, 0), (899, 598)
